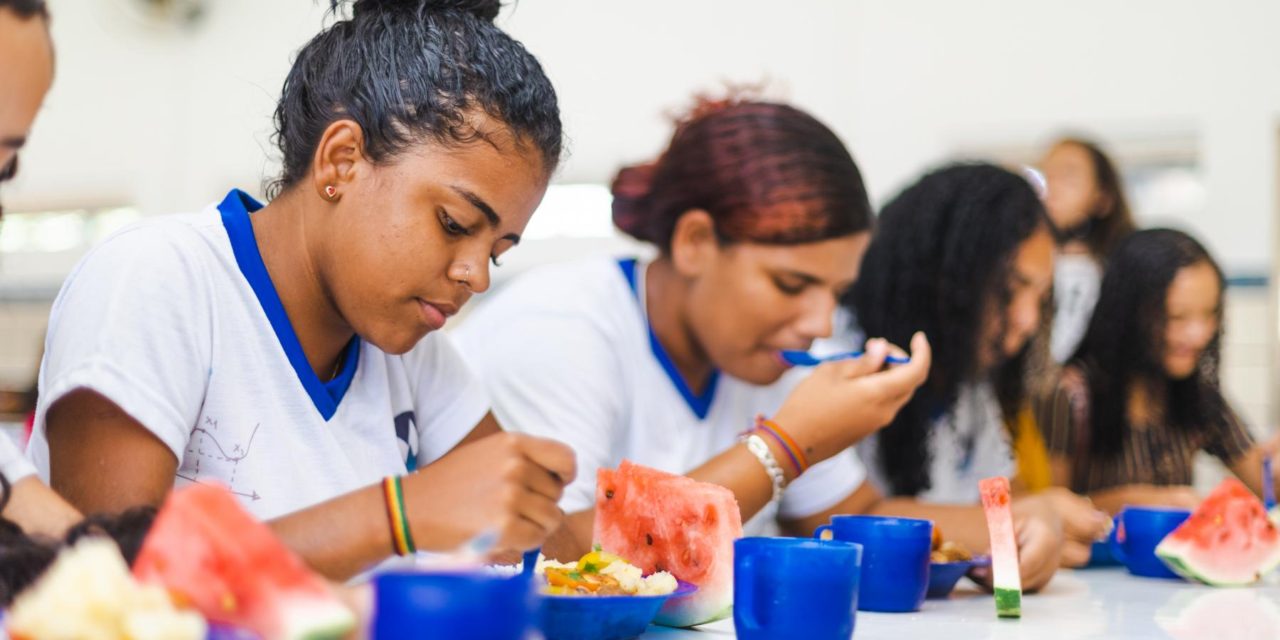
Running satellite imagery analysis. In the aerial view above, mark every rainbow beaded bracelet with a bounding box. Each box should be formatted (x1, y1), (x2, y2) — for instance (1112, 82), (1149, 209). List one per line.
(382, 475), (417, 556)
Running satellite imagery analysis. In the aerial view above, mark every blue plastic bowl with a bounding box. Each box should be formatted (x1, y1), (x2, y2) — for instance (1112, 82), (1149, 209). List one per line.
(926, 561), (972, 599)
(926, 555), (989, 599)
(538, 581), (697, 640)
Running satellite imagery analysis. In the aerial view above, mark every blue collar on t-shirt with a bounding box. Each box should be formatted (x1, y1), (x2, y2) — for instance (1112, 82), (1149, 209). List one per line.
(617, 258), (719, 420)
(218, 189), (360, 421)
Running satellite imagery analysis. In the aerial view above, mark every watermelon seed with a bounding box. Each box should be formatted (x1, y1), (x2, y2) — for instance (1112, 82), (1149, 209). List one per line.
(646, 533), (654, 546)
(606, 490), (615, 500)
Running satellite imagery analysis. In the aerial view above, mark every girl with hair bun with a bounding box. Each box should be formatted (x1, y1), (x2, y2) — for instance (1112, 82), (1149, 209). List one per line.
(458, 97), (933, 559)
(32, 0), (575, 579)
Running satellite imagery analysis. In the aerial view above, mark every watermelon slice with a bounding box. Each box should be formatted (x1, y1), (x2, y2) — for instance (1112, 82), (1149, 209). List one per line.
(133, 483), (355, 639)
(979, 477), (1021, 618)
(1155, 478), (1280, 586)
(593, 461), (742, 628)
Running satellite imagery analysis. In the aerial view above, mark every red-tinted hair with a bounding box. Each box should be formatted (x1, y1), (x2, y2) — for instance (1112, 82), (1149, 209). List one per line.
(611, 99), (872, 252)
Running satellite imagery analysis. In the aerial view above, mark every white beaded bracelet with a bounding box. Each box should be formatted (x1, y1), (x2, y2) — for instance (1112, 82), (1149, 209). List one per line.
(741, 433), (787, 506)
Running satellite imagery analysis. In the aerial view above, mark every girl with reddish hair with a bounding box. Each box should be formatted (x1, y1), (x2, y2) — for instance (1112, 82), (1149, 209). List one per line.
(459, 98), (1076, 589)
(456, 98), (935, 553)
(460, 98), (1049, 586)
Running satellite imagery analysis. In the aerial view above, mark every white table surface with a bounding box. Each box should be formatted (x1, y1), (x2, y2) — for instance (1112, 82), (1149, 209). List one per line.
(640, 567), (1280, 639)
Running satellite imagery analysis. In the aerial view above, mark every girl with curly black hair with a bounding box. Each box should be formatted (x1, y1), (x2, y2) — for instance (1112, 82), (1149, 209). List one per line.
(31, 0), (576, 580)
(845, 162), (1111, 573)
(1039, 229), (1279, 512)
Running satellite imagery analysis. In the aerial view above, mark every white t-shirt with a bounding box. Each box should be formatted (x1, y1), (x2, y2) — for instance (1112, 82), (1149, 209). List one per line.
(454, 257), (865, 536)
(1, 434), (35, 482)
(858, 381), (1014, 504)
(1050, 252), (1103, 363)
(29, 190), (489, 521)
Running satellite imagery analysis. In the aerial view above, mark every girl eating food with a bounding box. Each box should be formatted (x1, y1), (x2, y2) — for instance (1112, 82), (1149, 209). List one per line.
(29, 0), (574, 580)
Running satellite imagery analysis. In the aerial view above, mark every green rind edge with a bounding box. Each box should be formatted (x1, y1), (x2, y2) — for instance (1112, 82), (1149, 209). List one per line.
(653, 601), (733, 628)
(288, 609), (358, 640)
(994, 587), (1022, 618)
(1155, 546), (1280, 587)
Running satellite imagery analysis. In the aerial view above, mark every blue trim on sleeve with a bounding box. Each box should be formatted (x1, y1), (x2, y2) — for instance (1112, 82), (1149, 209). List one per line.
(616, 258), (719, 420)
(218, 189), (360, 420)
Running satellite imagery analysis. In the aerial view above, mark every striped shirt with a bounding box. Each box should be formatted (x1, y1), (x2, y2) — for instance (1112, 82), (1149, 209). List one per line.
(1038, 365), (1255, 494)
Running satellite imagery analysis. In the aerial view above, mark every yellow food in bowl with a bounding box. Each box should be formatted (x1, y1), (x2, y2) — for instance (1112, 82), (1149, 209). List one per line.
(536, 546), (677, 596)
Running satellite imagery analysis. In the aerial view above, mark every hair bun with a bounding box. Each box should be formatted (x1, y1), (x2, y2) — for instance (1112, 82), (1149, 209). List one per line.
(611, 163), (659, 243)
(346, 0), (501, 22)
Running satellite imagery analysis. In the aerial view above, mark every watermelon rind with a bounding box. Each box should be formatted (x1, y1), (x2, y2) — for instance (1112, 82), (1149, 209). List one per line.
(279, 599), (358, 640)
(653, 597), (732, 628)
(1156, 543), (1280, 587)
(994, 587), (1021, 619)
(594, 461), (741, 630)
(1153, 478), (1280, 587)
(134, 484), (357, 640)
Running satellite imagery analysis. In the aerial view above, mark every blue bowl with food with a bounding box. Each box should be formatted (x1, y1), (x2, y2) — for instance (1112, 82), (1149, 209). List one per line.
(538, 581), (697, 640)
(926, 555), (989, 599)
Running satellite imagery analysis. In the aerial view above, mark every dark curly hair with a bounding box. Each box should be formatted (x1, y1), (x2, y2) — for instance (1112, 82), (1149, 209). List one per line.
(847, 163), (1049, 497)
(611, 98), (872, 251)
(0, 474), (155, 606)
(1046, 136), (1136, 258)
(1070, 229), (1228, 458)
(267, 0), (562, 198)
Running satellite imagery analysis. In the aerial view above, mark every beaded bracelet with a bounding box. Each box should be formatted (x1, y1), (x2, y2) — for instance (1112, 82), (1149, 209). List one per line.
(382, 475), (417, 556)
(740, 433), (787, 506)
(754, 415), (810, 475)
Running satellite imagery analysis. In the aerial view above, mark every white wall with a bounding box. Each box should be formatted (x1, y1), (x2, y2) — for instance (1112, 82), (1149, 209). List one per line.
(8, 0), (1278, 272)
(5, 0), (330, 214)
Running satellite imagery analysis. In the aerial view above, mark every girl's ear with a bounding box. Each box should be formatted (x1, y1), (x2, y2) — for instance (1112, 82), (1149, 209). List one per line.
(669, 209), (719, 278)
(310, 119), (368, 202)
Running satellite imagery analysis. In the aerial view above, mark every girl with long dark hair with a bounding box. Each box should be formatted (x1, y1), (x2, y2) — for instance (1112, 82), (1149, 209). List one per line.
(1039, 229), (1279, 511)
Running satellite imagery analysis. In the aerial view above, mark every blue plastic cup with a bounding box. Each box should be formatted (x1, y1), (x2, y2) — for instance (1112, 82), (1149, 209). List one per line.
(373, 571), (536, 640)
(734, 537), (863, 640)
(1109, 505), (1192, 580)
(815, 515), (932, 613)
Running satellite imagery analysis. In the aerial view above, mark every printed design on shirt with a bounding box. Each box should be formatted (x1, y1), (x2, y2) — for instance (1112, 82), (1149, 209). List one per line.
(1063, 282), (1085, 314)
(395, 411), (419, 471)
(178, 415), (262, 501)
